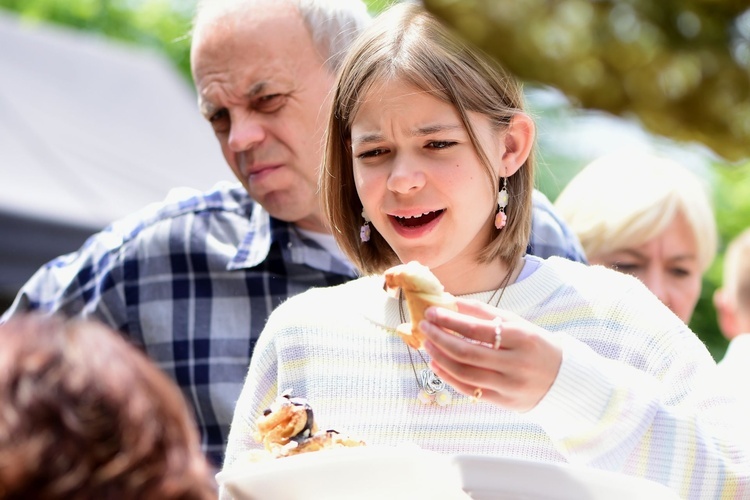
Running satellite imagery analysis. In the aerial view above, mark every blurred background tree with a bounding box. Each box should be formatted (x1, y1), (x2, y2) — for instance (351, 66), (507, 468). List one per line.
(0, 0), (195, 78)
(423, 0), (750, 163)
(0, 0), (395, 81)
(2, 0), (748, 360)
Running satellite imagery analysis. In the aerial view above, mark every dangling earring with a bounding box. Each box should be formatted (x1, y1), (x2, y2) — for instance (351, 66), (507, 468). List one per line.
(495, 177), (508, 230)
(360, 209), (371, 242)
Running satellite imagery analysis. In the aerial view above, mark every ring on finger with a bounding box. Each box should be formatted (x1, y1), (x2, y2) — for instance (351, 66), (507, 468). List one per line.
(492, 317), (502, 350)
(473, 387), (483, 400)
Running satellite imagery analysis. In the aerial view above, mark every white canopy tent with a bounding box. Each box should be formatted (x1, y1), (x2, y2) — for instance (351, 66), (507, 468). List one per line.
(0, 10), (232, 298)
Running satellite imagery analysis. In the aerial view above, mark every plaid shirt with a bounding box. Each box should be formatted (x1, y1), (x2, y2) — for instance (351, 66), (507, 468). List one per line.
(1, 182), (585, 466)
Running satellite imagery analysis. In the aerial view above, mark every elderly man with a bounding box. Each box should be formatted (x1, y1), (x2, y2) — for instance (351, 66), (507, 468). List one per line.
(1, 0), (585, 466)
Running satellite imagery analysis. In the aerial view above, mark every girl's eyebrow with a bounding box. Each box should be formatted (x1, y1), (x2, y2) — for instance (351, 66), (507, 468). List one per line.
(352, 123), (463, 146)
(351, 133), (385, 147)
(411, 123), (462, 136)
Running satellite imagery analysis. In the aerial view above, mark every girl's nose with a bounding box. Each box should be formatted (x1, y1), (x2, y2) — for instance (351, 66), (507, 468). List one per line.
(386, 154), (425, 194)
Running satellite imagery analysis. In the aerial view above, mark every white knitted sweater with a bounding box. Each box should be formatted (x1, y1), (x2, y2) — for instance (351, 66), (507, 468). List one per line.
(222, 257), (750, 499)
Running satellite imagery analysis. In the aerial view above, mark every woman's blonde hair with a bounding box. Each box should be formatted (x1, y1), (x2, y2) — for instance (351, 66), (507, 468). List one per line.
(320, 2), (534, 275)
(554, 152), (717, 272)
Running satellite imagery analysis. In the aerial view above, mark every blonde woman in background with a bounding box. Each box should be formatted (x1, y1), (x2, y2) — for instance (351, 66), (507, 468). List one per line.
(554, 153), (717, 324)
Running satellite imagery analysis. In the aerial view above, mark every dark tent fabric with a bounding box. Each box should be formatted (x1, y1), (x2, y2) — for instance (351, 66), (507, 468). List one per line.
(0, 10), (232, 298)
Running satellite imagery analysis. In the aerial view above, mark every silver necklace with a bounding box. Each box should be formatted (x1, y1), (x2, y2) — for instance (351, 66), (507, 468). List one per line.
(398, 260), (518, 406)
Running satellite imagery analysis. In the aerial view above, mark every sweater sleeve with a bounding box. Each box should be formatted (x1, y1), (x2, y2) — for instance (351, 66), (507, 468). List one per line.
(524, 301), (750, 498)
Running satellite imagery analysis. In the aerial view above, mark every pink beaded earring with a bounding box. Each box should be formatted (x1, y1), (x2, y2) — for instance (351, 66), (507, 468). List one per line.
(360, 209), (371, 242)
(494, 177), (508, 230)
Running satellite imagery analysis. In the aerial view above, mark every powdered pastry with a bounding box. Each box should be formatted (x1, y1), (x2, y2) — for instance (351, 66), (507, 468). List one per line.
(384, 261), (458, 349)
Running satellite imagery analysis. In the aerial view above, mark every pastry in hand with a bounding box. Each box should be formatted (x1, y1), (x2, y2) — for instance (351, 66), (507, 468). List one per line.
(384, 261), (458, 349)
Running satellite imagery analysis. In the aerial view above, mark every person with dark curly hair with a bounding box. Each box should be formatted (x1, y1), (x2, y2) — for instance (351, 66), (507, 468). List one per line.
(0, 314), (217, 499)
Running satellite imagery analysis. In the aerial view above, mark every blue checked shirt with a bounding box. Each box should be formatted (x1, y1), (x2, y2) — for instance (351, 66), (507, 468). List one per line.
(1, 182), (585, 466)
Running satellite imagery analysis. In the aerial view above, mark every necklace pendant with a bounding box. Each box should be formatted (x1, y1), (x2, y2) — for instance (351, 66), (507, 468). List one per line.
(417, 389), (433, 405)
(416, 384), (452, 406)
(420, 368), (445, 395)
(434, 388), (452, 406)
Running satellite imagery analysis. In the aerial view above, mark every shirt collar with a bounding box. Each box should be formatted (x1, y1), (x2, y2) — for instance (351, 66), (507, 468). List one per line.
(228, 203), (357, 277)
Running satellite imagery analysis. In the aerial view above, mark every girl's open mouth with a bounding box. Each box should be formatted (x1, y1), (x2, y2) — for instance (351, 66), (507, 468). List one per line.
(393, 210), (444, 228)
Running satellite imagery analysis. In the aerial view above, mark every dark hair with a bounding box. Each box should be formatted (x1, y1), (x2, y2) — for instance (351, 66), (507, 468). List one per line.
(0, 314), (217, 499)
(321, 2), (534, 274)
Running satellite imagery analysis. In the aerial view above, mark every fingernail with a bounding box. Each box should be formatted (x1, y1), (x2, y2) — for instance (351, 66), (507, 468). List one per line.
(424, 307), (436, 320)
(419, 320), (432, 334)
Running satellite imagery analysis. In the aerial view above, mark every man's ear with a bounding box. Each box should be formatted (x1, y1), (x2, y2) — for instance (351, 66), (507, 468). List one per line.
(714, 288), (741, 340)
(500, 113), (535, 177)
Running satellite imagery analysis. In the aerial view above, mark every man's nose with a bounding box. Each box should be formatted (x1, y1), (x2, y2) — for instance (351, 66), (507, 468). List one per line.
(227, 112), (266, 152)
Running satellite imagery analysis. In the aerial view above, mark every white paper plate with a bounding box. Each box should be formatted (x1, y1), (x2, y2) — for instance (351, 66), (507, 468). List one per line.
(217, 446), (679, 500)
(453, 455), (679, 500)
(217, 445), (470, 500)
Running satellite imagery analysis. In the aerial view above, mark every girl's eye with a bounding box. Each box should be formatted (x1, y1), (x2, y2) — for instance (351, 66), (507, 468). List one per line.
(356, 148), (388, 159)
(427, 140), (456, 149)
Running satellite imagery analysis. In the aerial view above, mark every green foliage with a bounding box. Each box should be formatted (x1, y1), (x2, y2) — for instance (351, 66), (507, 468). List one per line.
(364, 0), (398, 14)
(424, 0), (750, 162)
(694, 161), (750, 360)
(0, 0), (397, 83)
(0, 0), (193, 79)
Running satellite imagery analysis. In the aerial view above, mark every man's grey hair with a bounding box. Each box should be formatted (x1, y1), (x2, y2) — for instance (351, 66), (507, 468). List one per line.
(193, 0), (372, 73)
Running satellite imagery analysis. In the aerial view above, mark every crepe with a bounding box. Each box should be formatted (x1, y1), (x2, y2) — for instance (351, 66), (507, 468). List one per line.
(253, 393), (365, 459)
(384, 261), (458, 349)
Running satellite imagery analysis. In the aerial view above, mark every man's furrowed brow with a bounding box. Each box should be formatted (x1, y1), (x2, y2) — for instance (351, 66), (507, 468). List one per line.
(197, 80), (270, 116)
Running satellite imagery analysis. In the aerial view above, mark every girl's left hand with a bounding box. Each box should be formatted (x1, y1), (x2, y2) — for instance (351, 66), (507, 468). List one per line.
(420, 298), (563, 412)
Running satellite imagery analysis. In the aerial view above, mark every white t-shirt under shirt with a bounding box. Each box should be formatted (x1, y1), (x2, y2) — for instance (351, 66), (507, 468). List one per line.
(296, 227), (354, 272)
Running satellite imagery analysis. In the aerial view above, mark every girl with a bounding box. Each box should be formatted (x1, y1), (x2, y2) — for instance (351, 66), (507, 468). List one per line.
(222, 4), (749, 498)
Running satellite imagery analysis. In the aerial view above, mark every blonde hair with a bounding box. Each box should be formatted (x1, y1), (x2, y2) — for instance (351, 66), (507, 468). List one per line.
(321, 2), (534, 275)
(554, 153), (717, 272)
(723, 228), (750, 312)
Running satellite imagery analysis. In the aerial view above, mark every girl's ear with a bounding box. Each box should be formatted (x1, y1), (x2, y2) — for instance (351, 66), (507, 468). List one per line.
(500, 113), (535, 177)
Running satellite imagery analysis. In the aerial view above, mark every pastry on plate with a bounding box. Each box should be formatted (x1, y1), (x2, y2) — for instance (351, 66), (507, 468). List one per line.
(252, 392), (365, 459)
